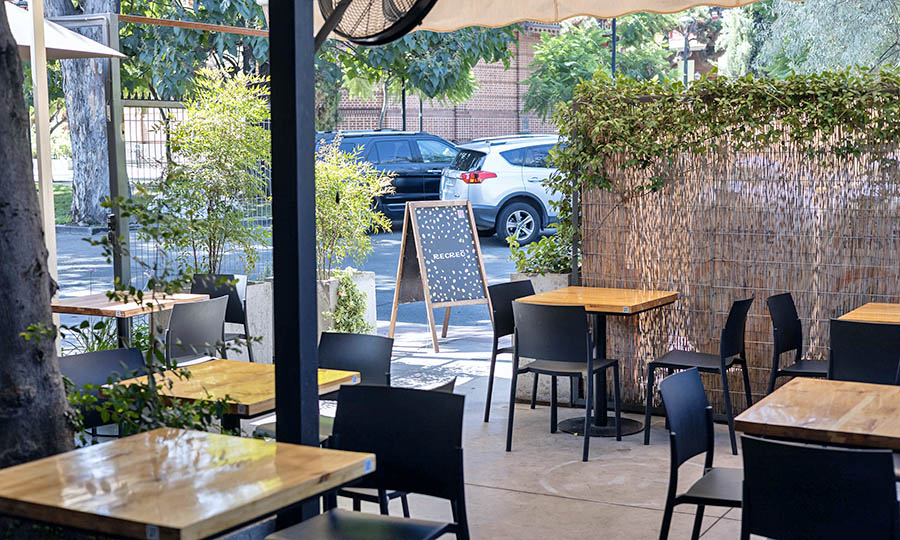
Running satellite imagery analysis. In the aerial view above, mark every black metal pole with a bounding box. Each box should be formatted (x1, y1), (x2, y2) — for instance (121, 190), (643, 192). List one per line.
(271, 0), (319, 522)
(418, 99), (423, 131)
(610, 18), (617, 76)
(401, 81), (407, 131)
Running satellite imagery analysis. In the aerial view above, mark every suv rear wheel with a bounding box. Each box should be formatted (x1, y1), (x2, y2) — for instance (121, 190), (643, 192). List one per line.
(497, 202), (541, 245)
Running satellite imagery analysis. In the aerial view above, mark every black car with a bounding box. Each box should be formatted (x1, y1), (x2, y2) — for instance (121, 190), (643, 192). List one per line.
(317, 130), (458, 221)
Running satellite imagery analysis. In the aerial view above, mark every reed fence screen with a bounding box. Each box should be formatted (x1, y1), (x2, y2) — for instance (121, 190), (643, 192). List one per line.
(581, 140), (900, 413)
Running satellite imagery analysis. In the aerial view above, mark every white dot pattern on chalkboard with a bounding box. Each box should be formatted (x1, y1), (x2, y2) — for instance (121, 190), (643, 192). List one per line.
(415, 206), (485, 304)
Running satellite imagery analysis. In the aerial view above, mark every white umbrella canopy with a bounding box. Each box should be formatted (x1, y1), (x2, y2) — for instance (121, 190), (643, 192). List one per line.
(5, 2), (124, 60)
(310, 0), (795, 36)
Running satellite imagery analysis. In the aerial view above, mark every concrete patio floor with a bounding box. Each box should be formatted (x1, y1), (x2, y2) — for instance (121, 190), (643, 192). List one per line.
(347, 324), (748, 539)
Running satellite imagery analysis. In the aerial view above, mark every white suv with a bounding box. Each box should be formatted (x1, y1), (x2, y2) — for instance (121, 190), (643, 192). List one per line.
(439, 134), (561, 244)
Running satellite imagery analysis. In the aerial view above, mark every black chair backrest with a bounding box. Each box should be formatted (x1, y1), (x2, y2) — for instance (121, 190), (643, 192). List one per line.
(58, 348), (146, 394)
(766, 292), (802, 356)
(512, 302), (590, 363)
(741, 435), (899, 540)
(191, 273), (247, 324)
(829, 319), (900, 384)
(720, 297), (754, 360)
(318, 332), (393, 388)
(658, 368), (712, 467)
(331, 385), (466, 502)
(488, 280), (535, 339)
(166, 296), (228, 362)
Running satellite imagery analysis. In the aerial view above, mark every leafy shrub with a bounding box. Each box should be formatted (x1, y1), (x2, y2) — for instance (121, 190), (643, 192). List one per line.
(508, 233), (572, 275)
(323, 268), (373, 334)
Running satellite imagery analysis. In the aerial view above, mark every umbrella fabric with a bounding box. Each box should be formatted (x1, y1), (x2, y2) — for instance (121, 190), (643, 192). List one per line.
(5, 2), (125, 60)
(314, 0), (798, 35)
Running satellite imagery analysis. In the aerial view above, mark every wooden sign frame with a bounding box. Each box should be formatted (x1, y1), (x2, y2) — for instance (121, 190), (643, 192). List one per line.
(388, 200), (492, 352)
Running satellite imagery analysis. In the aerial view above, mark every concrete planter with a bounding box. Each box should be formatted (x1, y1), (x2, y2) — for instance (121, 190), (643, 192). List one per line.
(228, 280), (273, 364)
(317, 269), (377, 335)
(510, 272), (575, 404)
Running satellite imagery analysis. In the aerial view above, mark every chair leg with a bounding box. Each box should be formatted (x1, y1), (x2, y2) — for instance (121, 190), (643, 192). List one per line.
(612, 364), (622, 441)
(767, 367), (779, 395)
(658, 497), (675, 540)
(506, 363), (519, 452)
(741, 361), (753, 407)
(644, 365), (655, 446)
(352, 497), (361, 511)
(691, 504), (705, 540)
(452, 499), (471, 540)
(594, 369), (605, 426)
(721, 370), (738, 455)
(377, 489), (389, 515)
(550, 375), (558, 434)
(530, 374), (538, 409)
(582, 368), (593, 462)
(400, 493), (410, 518)
(484, 338), (498, 422)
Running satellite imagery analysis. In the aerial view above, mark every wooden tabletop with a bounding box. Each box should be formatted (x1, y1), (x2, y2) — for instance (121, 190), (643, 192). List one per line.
(113, 360), (360, 417)
(516, 286), (679, 315)
(52, 292), (209, 318)
(735, 377), (900, 450)
(838, 302), (900, 324)
(0, 428), (374, 540)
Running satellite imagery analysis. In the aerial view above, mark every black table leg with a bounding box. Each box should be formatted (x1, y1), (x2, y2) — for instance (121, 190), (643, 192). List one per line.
(116, 316), (132, 348)
(557, 311), (643, 438)
(222, 414), (241, 435)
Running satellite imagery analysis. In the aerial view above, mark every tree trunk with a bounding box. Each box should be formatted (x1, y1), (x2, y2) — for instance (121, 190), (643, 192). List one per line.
(378, 80), (388, 129)
(0, 6), (74, 467)
(45, 0), (120, 225)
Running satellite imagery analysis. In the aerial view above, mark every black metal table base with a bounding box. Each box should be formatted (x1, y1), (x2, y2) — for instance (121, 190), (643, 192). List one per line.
(558, 416), (644, 438)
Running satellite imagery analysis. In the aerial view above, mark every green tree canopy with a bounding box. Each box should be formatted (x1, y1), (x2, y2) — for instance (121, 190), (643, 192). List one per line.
(522, 15), (676, 120)
(327, 26), (518, 104)
(119, 0), (269, 99)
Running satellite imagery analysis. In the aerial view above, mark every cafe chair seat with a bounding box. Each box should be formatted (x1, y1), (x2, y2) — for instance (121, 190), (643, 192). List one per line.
(266, 508), (452, 540)
(524, 358), (618, 377)
(681, 467), (742, 505)
(652, 350), (737, 372)
(778, 359), (828, 376)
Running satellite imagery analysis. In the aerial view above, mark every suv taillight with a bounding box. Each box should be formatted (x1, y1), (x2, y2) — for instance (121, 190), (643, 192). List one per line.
(460, 171), (497, 184)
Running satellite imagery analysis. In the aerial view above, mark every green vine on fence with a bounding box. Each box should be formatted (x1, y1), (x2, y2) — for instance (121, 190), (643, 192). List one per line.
(550, 67), (900, 200)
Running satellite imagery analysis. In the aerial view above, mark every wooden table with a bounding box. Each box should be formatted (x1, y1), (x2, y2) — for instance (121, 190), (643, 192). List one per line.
(52, 292), (209, 346)
(517, 286), (679, 436)
(838, 302), (900, 324)
(735, 377), (900, 450)
(113, 359), (360, 429)
(0, 428), (374, 539)
(52, 292), (209, 318)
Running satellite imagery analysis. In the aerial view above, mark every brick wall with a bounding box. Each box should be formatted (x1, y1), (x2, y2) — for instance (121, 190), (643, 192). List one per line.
(335, 29), (558, 143)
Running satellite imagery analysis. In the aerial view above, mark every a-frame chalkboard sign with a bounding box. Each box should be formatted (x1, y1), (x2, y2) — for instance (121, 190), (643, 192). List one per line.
(389, 200), (492, 352)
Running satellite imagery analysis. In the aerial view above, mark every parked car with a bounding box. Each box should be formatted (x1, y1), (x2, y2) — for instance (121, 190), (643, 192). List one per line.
(440, 134), (561, 244)
(316, 130), (458, 222)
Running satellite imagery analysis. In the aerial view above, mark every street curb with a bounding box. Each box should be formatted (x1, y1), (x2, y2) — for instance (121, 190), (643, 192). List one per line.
(56, 225), (106, 236)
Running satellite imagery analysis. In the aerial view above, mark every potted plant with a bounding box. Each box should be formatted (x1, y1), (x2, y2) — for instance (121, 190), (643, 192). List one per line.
(315, 137), (393, 334)
(508, 231), (574, 292)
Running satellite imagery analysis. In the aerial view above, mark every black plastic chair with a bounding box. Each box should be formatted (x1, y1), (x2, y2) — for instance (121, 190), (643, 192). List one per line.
(829, 318), (900, 384)
(658, 368), (742, 540)
(741, 434), (900, 540)
(165, 296), (228, 366)
(506, 302), (621, 463)
(484, 280), (536, 423)
(267, 386), (469, 540)
(58, 348), (146, 440)
(191, 274), (254, 362)
(765, 292), (827, 394)
(318, 331), (394, 401)
(645, 297), (754, 455)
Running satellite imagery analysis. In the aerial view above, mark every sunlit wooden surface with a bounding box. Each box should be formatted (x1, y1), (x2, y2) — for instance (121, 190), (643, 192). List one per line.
(0, 428), (374, 539)
(113, 360), (360, 417)
(735, 377), (900, 450)
(517, 286), (679, 315)
(51, 292), (209, 318)
(838, 302), (900, 324)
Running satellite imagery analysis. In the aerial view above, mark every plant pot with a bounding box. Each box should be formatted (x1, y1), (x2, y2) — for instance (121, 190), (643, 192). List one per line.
(317, 269), (378, 335)
(511, 271), (575, 404)
(226, 280), (273, 363)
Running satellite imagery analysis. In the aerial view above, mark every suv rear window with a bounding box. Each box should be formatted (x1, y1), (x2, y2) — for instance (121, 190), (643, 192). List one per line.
(451, 149), (486, 172)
